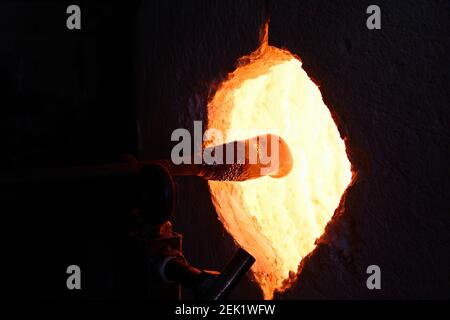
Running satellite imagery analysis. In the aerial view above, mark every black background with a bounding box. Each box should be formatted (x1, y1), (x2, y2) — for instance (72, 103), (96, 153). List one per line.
(0, 1), (141, 298)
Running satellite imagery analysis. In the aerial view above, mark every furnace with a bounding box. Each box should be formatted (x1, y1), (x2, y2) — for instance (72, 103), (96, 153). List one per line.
(207, 24), (352, 299)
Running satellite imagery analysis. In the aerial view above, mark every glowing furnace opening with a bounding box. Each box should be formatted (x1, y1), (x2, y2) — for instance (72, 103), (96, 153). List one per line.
(206, 38), (352, 299)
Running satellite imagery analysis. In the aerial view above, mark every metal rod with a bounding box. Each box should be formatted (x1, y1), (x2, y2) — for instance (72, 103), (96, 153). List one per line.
(204, 248), (255, 300)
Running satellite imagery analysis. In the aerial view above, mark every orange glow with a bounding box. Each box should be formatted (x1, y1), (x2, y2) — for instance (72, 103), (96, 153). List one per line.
(206, 29), (352, 299)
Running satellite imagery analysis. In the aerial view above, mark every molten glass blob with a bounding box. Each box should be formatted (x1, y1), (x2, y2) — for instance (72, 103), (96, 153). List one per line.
(207, 43), (352, 299)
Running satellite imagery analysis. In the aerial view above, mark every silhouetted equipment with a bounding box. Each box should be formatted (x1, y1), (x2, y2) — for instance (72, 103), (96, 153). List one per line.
(0, 154), (257, 299)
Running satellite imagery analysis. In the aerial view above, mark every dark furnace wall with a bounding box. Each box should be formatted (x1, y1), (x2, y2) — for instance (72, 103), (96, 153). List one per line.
(0, 0), (448, 299)
(137, 0), (450, 300)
